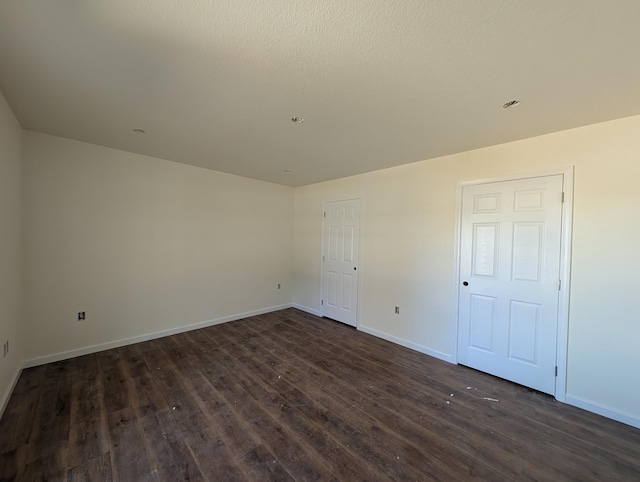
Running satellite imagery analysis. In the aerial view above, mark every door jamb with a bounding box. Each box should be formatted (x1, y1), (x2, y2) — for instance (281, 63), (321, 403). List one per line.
(450, 167), (574, 402)
(320, 197), (364, 328)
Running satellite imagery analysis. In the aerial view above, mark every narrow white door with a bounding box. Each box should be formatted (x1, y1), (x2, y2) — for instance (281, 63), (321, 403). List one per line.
(322, 199), (361, 327)
(458, 175), (563, 395)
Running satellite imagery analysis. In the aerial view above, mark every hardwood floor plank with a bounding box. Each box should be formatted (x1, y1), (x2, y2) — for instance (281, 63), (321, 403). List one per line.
(186, 372), (292, 481)
(212, 322), (459, 480)
(183, 426), (246, 482)
(139, 408), (204, 481)
(183, 329), (396, 482)
(1, 308), (639, 481)
(66, 453), (113, 482)
(18, 363), (72, 480)
(120, 345), (171, 418)
(20, 451), (68, 481)
(97, 356), (130, 414)
(66, 357), (106, 473)
(241, 444), (297, 482)
(137, 335), (288, 481)
(246, 313), (607, 480)
(0, 448), (18, 481)
(242, 311), (640, 481)
(106, 408), (158, 482)
(202, 370), (326, 481)
(228, 316), (505, 480)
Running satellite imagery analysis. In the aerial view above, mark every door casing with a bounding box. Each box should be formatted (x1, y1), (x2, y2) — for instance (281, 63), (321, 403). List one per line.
(452, 167), (574, 401)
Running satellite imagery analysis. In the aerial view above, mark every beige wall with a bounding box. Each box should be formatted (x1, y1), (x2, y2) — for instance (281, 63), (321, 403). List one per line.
(0, 91), (23, 413)
(23, 132), (294, 362)
(294, 114), (640, 425)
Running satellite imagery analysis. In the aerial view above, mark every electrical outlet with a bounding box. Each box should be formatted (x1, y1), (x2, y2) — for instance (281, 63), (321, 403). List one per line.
(395, 306), (400, 314)
(78, 311), (86, 321)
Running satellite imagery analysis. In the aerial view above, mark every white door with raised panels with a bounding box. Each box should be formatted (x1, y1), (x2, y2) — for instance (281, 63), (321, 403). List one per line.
(322, 199), (360, 327)
(458, 175), (563, 394)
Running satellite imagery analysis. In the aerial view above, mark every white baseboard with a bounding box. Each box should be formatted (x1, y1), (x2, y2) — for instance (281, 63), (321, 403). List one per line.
(292, 304), (322, 317)
(12, 303), (640, 432)
(355, 327), (640, 429)
(22, 304), (293, 369)
(357, 325), (454, 364)
(0, 365), (22, 420)
(565, 394), (640, 429)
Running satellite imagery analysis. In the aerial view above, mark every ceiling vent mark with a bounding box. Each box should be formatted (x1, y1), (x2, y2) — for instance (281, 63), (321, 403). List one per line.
(503, 100), (521, 109)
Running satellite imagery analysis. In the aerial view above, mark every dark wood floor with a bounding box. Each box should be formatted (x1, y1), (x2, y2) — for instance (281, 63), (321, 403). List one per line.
(1, 309), (639, 481)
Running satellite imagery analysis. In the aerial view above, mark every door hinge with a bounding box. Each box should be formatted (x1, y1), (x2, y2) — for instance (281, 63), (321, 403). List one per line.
(323, 255), (325, 262)
(558, 279), (561, 290)
(555, 366), (558, 377)
(561, 192), (565, 203)
(321, 299), (324, 306)
(324, 211), (326, 218)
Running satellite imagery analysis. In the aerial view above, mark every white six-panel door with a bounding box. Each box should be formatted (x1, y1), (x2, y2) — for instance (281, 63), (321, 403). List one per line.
(458, 175), (563, 395)
(321, 199), (360, 327)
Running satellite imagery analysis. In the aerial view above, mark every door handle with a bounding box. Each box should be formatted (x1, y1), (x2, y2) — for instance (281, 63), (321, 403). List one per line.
(463, 281), (469, 286)
(354, 267), (357, 271)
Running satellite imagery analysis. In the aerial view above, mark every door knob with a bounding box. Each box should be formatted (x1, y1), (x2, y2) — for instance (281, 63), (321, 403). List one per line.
(463, 281), (469, 286)
(354, 267), (357, 271)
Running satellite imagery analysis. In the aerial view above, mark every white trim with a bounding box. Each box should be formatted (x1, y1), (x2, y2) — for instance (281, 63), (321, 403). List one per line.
(357, 197), (365, 329)
(358, 325), (454, 364)
(565, 395), (640, 429)
(451, 166), (574, 402)
(554, 167), (574, 402)
(318, 203), (326, 318)
(0, 366), (22, 420)
(320, 197), (364, 328)
(457, 166), (577, 187)
(292, 304), (322, 317)
(22, 304), (292, 369)
(450, 178), (464, 361)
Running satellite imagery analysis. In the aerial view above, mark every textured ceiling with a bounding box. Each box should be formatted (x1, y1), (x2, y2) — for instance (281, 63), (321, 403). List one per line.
(1, 1), (639, 187)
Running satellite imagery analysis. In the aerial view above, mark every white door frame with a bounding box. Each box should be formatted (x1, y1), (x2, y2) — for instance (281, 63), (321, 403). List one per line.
(321, 197), (364, 328)
(451, 167), (574, 402)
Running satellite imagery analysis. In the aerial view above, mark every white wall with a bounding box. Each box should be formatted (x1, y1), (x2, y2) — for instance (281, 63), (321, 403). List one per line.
(293, 114), (640, 427)
(0, 91), (23, 415)
(23, 132), (293, 362)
